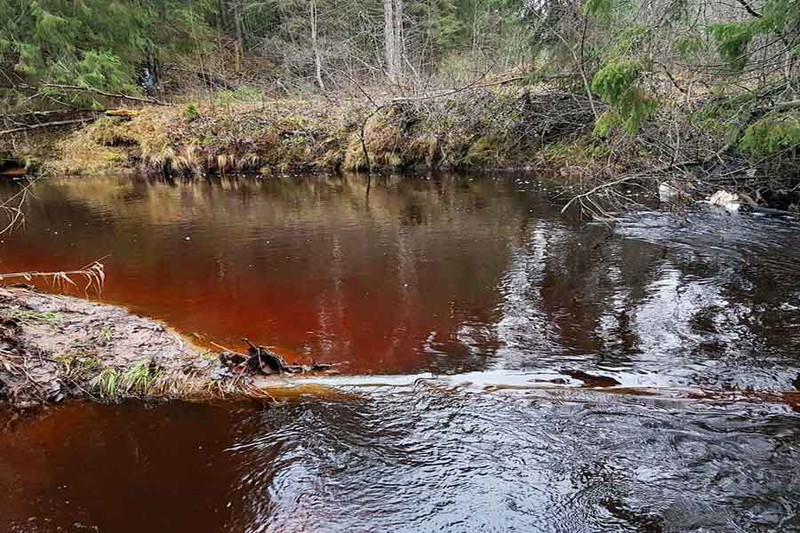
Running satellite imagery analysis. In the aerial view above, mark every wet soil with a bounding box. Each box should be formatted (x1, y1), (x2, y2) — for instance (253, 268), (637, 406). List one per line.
(0, 287), (329, 408)
(0, 286), (208, 406)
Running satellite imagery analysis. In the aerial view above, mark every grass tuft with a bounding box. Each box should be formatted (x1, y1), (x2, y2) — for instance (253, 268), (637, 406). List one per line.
(57, 352), (102, 382)
(96, 367), (119, 399)
(120, 360), (160, 395)
(4, 310), (63, 323)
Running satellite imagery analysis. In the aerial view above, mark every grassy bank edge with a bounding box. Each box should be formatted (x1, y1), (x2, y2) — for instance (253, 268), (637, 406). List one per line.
(0, 286), (336, 409)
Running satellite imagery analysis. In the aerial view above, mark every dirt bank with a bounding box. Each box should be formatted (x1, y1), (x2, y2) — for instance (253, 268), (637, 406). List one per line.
(0, 286), (332, 408)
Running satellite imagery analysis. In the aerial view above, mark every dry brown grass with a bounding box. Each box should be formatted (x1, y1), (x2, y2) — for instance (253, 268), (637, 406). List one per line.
(51, 124), (130, 175)
(39, 87), (601, 177)
(0, 261), (105, 296)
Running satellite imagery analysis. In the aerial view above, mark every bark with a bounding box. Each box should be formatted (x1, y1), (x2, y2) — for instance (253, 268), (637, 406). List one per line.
(310, 0), (326, 91)
(384, 0), (396, 82)
(393, 0), (404, 81)
(233, 0), (244, 73)
(577, 17), (598, 119)
(384, 0), (403, 83)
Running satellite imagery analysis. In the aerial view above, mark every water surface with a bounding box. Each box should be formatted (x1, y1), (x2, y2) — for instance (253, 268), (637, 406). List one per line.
(2, 174), (800, 532)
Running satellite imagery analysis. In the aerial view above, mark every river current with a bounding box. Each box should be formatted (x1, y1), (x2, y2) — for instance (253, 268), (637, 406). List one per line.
(1, 173), (799, 532)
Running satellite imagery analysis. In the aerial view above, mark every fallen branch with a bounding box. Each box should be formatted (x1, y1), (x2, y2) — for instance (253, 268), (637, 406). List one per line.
(561, 175), (644, 214)
(1, 109), (99, 120)
(30, 83), (167, 106)
(390, 75), (526, 104)
(0, 118), (93, 137)
(219, 338), (333, 375)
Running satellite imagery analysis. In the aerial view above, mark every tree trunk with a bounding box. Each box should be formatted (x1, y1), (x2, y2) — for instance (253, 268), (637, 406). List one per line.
(393, 0), (404, 82)
(310, 0), (325, 91)
(384, 0), (396, 83)
(217, 0), (227, 32)
(384, 0), (403, 83)
(233, 0), (244, 73)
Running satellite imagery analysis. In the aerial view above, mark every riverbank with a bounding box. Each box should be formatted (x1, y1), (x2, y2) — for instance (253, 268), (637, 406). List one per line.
(5, 86), (800, 214)
(0, 286), (333, 408)
(5, 87), (598, 177)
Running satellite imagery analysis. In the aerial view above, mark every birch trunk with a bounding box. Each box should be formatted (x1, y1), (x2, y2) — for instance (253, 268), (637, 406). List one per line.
(310, 0), (325, 91)
(384, 0), (396, 82)
(384, 0), (403, 83)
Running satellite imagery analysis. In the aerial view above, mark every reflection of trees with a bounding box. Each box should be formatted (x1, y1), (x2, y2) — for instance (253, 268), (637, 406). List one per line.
(6, 174), (800, 385)
(492, 210), (800, 389)
(1, 173), (532, 374)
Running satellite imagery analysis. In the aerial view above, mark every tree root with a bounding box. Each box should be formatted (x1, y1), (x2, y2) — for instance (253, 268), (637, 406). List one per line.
(219, 338), (333, 376)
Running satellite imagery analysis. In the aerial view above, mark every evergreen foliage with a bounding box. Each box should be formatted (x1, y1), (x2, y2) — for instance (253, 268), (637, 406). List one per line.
(740, 113), (800, 154)
(0, 0), (213, 93)
(591, 60), (657, 135)
(4, 0), (800, 158)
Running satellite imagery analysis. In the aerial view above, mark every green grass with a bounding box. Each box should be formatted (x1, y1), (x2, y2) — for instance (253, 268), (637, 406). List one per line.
(93, 360), (163, 399)
(120, 360), (158, 394)
(98, 326), (114, 342)
(5, 310), (63, 323)
(57, 353), (102, 381)
(96, 367), (119, 398)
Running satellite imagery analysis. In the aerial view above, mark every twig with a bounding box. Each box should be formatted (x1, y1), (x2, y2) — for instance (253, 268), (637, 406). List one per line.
(561, 175), (643, 214)
(0, 176), (40, 234)
(390, 75), (526, 104)
(25, 83), (168, 106)
(735, 0), (763, 18)
(0, 119), (91, 137)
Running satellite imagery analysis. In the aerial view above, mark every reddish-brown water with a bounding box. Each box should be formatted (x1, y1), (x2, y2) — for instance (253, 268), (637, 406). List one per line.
(0, 174), (531, 374)
(3, 173), (800, 532)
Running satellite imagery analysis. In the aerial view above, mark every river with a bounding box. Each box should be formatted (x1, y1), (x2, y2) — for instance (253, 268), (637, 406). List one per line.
(1, 173), (799, 532)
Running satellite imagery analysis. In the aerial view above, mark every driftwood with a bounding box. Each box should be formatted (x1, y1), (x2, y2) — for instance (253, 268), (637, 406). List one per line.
(0, 108), (139, 137)
(105, 109), (141, 119)
(219, 338), (333, 375)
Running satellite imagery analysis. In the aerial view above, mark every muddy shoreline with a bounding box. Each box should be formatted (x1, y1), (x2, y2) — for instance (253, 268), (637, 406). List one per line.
(0, 286), (328, 408)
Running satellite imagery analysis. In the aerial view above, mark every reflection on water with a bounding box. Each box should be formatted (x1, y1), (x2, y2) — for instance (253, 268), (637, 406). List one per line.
(2, 173), (800, 389)
(2, 387), (800, 532)
(0, 174), (530, 374)
(2, 174), (800, 531)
